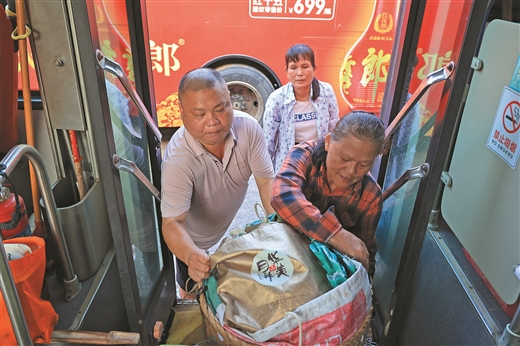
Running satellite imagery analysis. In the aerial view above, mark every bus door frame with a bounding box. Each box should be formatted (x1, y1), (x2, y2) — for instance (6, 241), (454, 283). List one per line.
(47, 1), (176, 343)
(373, 0), (495, 343)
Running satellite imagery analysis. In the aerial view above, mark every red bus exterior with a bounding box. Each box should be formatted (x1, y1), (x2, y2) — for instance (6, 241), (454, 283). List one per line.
(20, 0), (457, 132)
(145, 0), (401, 127)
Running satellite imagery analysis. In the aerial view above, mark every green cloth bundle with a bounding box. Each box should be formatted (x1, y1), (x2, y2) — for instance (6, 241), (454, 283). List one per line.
(309, 241), (357, 288)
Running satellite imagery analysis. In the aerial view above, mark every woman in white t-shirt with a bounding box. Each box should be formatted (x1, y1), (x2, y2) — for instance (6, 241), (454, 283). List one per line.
(264, 44), (340, 172)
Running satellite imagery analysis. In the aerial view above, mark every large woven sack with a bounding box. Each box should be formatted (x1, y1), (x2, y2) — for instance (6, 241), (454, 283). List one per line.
(252, 260), (370, 344)
(210, 220), (330, 333)
(203, 205), (372, 345)
(201, 252), (372, 346)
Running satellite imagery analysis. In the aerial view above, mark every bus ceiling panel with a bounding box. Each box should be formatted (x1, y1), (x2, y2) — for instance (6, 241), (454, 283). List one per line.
(441, 20), (520, 306)
(25, 0), (85, 131)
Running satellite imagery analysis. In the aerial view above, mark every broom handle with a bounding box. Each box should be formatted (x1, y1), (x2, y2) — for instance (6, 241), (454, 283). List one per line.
(51, 330), (140, 345)
(68, 130), (85, 199)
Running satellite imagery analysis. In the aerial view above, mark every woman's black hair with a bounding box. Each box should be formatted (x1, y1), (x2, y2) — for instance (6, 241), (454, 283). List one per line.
(311, 111), (387, 168)
(285, 44), (320, 101)
(311, 140), (328, 168)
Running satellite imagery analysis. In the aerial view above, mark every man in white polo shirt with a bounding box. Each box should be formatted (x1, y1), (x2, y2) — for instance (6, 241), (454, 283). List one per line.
(161, 68), (275, 296)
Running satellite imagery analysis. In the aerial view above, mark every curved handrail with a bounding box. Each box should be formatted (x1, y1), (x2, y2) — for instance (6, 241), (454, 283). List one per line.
(0, 145), (81, 302)
(382, 163), (430, 202)
(96, 50), (162, 145)
(385, 61), (455, 139)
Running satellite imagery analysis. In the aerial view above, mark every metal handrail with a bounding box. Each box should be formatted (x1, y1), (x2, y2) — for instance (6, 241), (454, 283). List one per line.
(95, 49), (162, 145)
(497, 278), (520, 345)
(112, 154), (161, 202)
(511, 305), (520, 335)
(382, 163), (430, 202)
(0, 145), (81, 302)
(385, 61), (455, 139)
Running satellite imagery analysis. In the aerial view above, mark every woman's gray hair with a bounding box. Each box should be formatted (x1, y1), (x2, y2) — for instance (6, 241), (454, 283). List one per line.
(331, 111), (386, 155)
(311, 111), (387, 168)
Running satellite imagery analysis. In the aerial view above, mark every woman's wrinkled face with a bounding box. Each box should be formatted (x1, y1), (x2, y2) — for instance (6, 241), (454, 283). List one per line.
(286, 58), (315, 89)
(324, 134), (378, 191)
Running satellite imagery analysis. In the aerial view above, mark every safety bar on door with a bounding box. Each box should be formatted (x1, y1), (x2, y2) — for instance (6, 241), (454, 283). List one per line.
(382, 163), (430, 202)
(385, 61), (455, 139)
(95, 50), (162, 146)
(112, 154), (161, 202)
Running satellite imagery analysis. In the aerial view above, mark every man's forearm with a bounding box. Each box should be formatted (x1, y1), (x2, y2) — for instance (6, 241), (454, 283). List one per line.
(255, 176), (275, 214)
(162, 217), (211, 283)
(162, 218), (198, 264)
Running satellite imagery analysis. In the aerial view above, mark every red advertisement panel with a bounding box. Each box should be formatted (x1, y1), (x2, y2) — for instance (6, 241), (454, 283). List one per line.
(147, 0), (399, 127)
(249, 0), (337, 20)
(411, 0), (470, 135)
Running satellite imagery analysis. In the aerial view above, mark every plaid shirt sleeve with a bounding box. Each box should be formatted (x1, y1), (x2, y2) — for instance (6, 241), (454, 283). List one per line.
(271, 145), (342, 242)
(350, 179), (382, 276)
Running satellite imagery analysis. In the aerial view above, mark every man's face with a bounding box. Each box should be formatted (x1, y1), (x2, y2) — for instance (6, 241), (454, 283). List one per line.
(179, 84), (234, 147)
(324, 134), (378, 191)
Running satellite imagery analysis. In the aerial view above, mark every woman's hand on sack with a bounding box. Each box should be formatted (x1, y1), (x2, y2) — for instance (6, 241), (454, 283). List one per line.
(187, 249), (211, 282)
(328, 229), (369, 272)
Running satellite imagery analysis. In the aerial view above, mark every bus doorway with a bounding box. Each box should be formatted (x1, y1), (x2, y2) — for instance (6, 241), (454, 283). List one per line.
(1, 0), (519, 345)
(371, 1), (520, 344)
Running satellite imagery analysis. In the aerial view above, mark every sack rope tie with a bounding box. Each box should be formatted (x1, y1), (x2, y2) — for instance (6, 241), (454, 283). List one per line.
(254, 202), (268, 224)
(284, 311), (302, 346)
(179, 277), (200, 304)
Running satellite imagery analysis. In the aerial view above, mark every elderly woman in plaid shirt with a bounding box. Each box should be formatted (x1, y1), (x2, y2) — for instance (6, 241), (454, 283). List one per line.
(271, 111), (386, 276)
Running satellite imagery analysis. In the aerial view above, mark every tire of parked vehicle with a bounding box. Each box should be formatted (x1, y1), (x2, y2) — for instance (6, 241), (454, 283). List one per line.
(215, 64), (275, 127)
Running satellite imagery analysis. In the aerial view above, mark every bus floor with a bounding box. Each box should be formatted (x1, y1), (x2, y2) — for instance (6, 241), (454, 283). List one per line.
(163, 299), (206, 345)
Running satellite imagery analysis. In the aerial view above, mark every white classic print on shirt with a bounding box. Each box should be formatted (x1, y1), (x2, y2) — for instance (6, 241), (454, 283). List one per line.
(294, 100), (319, 143)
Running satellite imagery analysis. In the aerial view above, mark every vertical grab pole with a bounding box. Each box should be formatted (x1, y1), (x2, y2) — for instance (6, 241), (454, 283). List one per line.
(497, 305), (520, 345)
(12, 0), (45, 237)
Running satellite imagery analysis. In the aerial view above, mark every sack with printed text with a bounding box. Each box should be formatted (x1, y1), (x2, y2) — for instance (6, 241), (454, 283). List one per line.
(200, 204), (372, 346)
